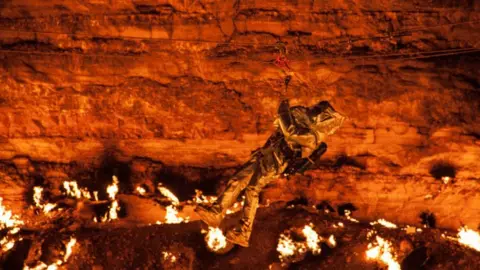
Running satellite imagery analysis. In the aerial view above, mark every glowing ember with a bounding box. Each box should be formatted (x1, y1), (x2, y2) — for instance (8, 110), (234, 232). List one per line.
(136, 186), (146, 196)
(302, 224), (322, 254)
(366, 235), (400, 270)
(442, 176), (451, 184)
(162, 251), (177, 263)
(457, 227), (480, 251)
(33, 186), (57, 214)
(370, 219), (398, 229)
(158, 184), (179, 205)
(204, 227), (227, 251)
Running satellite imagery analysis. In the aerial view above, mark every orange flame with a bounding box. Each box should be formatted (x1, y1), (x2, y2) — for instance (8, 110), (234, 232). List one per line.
(366, 234), (400, 270)
(103, 176), (121, 222)
(33, 186), (57, 214)
(136, 186), (146, 196)
(162, 251), (177, 263)
(204, 227), (227, 251)
(63, 181), (92, 200)
(441, 176), (451, 184)
(193, 189), (217, 205)
(345, 210), (359, 223)
(457, 227), (480, 251)
(1, 197), (24, 253)
(24, 237), (77, 270)
(302, 224), (322, 255)
(370, 219), (398, 229)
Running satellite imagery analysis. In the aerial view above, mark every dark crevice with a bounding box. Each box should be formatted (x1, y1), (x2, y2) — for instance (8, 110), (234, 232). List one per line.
(337, 203), (358, 216)
(420, 212), (436, 228)
(429, 162), (456, 180)
(333, 155), (366, 170)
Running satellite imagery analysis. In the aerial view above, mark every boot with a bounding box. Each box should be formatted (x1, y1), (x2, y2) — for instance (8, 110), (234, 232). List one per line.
(195, 204), (223, 227)
(226, 226), (250, 247)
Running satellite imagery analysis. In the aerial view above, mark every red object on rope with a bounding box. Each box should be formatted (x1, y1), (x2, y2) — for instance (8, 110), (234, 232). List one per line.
(274, 55), (291, 70)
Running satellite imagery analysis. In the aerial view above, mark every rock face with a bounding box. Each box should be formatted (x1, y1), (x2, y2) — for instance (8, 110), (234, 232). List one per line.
(0, 1), (479, 229)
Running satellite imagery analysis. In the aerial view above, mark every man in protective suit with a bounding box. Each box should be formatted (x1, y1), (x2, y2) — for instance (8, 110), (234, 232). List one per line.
(195, 99), (346, 247)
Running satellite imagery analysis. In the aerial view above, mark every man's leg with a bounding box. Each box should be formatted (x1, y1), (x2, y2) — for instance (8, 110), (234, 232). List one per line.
(195, 161), (257, 227)
(226, 171), (276, 247)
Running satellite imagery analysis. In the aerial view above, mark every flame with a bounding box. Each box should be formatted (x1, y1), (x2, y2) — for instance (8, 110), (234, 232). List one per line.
(107, 176), (119, 200)
(24, 238), (77, 270)
(276, 224), (331, 262)
(193, 189), (217, 205)
(205, 227), (227, 251)
(93, 191), (99, 201)
(333, 222), (345, 228)
(162, 251), (177, 263)
(1, 237), (16, 252)
(457, 227), (480, 251)
(276, 233), (306, 262)
(108, 200), (120, 221)
(136, 186), (146, 196)
(1, 197), (24, 253)
(302, 224), (322, 255)
(156, 184), (189, 224)
(164, 205), (188, 224)
(370, 219), (398, 229)
(102, 176), (121, 222)
(366, 235), (400, 270)
(277, 233), (296, 258)
(158, 184), (179, 205)
(345, 210), (359, 223)
(33, 186), (57, 214)
(64, 238), (76, 261)
(63, 181), (92, 200)
(442, 176), (450, 184)
(328, 235), (337, 247)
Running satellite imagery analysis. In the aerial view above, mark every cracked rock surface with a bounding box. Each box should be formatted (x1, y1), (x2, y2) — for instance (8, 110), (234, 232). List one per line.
(0, 0), (479, 232)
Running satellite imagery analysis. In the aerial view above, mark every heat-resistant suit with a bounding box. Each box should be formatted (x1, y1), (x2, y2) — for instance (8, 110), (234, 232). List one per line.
(196, 100), (346, 247)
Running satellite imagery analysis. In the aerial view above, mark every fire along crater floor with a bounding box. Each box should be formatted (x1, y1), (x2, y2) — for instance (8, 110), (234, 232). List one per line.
(7, 202), (475, 270)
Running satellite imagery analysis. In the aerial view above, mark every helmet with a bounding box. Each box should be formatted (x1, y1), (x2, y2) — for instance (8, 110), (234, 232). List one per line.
(309, 101), (346, 135)
(308, 101), (334, 118)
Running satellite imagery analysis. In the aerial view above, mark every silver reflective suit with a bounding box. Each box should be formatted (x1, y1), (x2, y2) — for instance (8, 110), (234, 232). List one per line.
(200, 100), (346, 247)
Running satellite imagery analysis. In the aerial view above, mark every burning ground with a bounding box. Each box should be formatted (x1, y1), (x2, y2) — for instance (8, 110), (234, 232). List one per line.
(2, 170), (480, 270)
